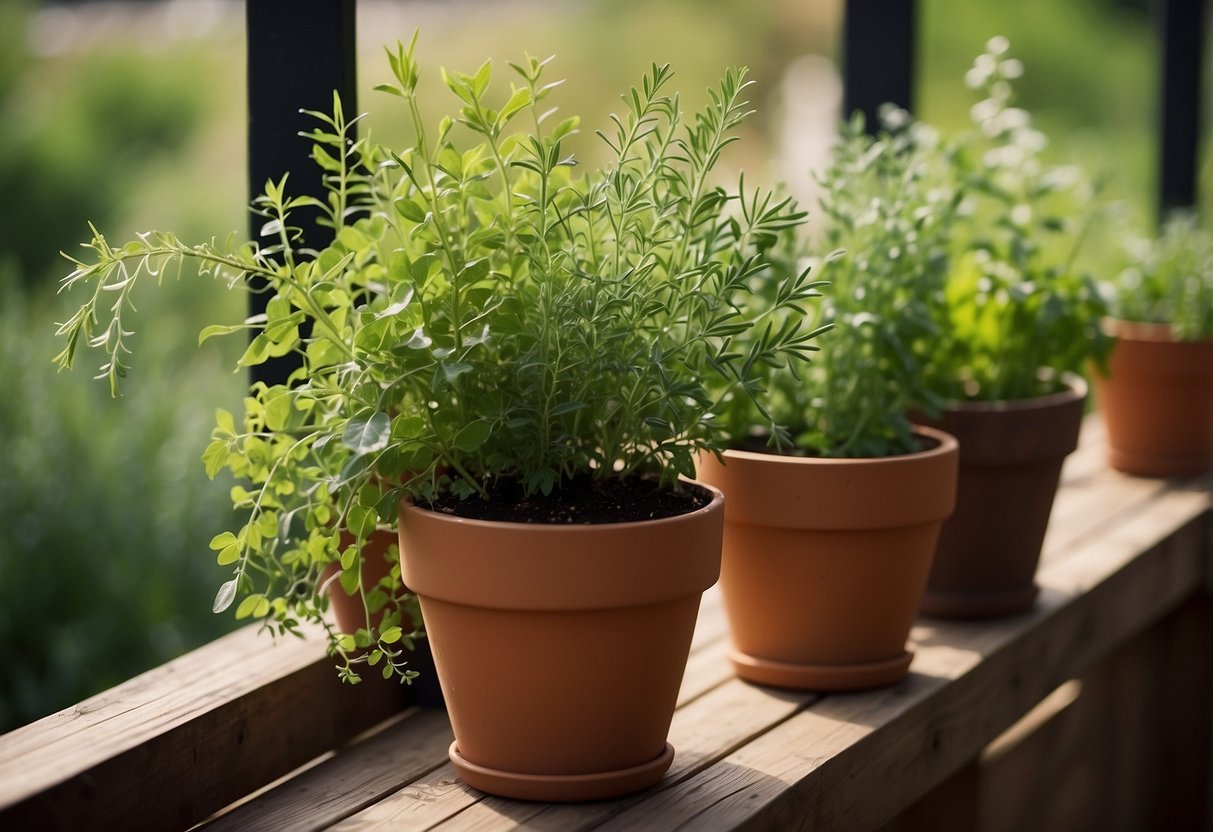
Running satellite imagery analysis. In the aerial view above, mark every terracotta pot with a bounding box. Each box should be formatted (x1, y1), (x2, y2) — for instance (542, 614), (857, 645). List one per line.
(917, 376), (1086, 619)
(322, 529), (398, 634)
(398, 485), (722, 802)
(1094, 319), (1213, 477)
(694, 427), (958, 692)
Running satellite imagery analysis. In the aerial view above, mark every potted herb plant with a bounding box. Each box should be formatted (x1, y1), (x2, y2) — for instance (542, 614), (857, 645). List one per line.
(55, 94), (425, 686)
(55, 38), (821, 801)
(1094, 213), (1213, 477)
(696, 114), (960, 692)
(915, 38), (1110, 619)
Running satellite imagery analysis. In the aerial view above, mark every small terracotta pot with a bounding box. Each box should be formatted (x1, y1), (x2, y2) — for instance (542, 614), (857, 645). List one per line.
(695, 427), (958, 692)
(1094, 319), (1213, 477)
(917, 376), (1086, 619)
(322, 529), (398, 634)
(398, 485), (722, 802)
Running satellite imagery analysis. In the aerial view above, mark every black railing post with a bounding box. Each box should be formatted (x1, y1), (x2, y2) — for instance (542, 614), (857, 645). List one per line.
(1157, 0), (1207, 218)
(244, 2), (443, 707)
(842, 0), (917, 129)
(246, 0), (357, 388)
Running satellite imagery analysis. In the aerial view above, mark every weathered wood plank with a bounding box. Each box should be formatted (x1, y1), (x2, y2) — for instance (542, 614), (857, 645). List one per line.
(330, 425), (1207, 832)
(975, 594), (1212, 832)
(339, 678), (821, 831)
(580, 488), (1209, 831)
(978, 678), (1092, 832)
(4, 413), (1203, 832)
(878, 760), (981, 832)
(199, 708), (453, 832)
(0, 624), (410, 832)
(207, 593), (737, 830)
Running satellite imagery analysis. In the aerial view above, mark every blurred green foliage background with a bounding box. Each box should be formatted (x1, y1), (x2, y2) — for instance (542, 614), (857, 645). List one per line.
(0, 0), (1202, 731)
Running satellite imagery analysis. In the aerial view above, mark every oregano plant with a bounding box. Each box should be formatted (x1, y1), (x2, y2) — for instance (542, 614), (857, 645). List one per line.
(53, 37), (822, 682)
(719, 113), (956, 458)
(923, 37), (1110, 402)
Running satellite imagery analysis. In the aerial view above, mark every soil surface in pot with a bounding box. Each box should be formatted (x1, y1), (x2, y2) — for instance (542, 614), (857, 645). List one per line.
(422, 474), (711, 524)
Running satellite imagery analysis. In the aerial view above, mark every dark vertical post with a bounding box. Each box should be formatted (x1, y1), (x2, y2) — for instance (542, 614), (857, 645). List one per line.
(842, 0), (917, 129)
(246, 0), (357, 388)
(1158, 0), (1207, 218)
(244, 3), (442, 706)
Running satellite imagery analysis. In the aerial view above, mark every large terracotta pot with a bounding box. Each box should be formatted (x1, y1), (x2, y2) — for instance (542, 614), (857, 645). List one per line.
(695, 427), (957, 692)
(1094, 319), (1213, 477)
(398, 485), (722, 802)
(917, 376), (1086, 619)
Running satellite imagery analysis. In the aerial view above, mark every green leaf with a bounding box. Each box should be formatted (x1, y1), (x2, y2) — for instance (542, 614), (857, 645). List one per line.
(498, 87), (532, 124)
(201, 440), (229, 480)
(236, 333), (272, 368)
(549, 401), (586, 417)
(215, 408), (236, 436)
(471, 59), (492, 98)
(395, 198), (427, 223)
(442, 361), (472, 383)
(235, 594), (263, 620)
(340, 543), (359, 571)
(198, 323), (246, 345)
(671, 446), (695, 479)
(307, 338), (347, 368)
(213, 580), (238, 614)
(264, 391), (293, 432)
(374, 290), (415, 320)
(347, 505), (377, 538)
(209, 532), (237, 551)
(375, 488), (404, 523)
(551, 116), (579, 141)
(391, 415), (426, 441)
(343, 412), (391, 455)
(216, 544), (240, 566)
(380, 626), (403, 644)
(453, 420), (490, 452)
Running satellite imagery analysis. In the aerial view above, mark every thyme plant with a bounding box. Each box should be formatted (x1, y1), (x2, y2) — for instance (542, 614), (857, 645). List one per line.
(924, 37), (1109, 402)
(1109, 212), (1213, 341)
(724, 115), (955, 458)
(54, 38), (821, 682)
(800, 115), (958, 456)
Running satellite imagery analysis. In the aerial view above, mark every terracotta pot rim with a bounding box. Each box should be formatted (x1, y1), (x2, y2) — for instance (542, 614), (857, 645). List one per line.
(399, 481), (724, 609)
(400, 480), (723, 532)
(717, 424), (957, 467)
(941, 372), (1087, 414)
(1100, 317), (1213, 345)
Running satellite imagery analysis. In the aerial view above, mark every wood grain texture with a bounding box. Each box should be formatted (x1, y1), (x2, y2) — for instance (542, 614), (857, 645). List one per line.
(587, 488), (1209, 832)
(0, 623), (411, 832)
(2, 415), (1208, 832)
(337, 669), (818, 830)
(199, 708), (453, 832)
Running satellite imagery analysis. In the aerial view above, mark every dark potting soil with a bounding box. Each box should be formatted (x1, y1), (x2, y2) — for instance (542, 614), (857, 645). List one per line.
(423, 475), (712, 524)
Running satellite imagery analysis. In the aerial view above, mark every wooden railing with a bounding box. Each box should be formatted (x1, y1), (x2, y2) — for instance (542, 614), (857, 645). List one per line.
(1, 416), (1210, 831)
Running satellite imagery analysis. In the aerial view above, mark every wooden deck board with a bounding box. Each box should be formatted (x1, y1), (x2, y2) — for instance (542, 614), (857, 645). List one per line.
(2, 415), (1208, 832)
(589, 488), (1209, 832)
(197, 708), (453, 832)
(0, 623), (410, 832)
